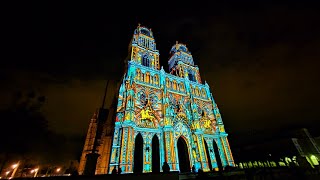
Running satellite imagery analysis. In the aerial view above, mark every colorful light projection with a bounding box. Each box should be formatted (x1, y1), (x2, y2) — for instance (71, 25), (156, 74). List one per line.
(108, 25), (235, 174)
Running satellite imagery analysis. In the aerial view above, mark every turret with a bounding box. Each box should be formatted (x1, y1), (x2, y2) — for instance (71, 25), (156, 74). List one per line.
(129, 24), (160, 70)
(168, 41), (202, 83)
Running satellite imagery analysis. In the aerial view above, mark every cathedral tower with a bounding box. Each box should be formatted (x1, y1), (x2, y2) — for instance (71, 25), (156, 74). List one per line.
(79, 24), (235, 175)
(130, 24), (160, 69)
(168, 41), (201, 83)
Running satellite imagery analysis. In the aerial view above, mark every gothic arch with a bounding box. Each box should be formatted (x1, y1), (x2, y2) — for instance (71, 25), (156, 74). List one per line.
(133, 133), (144, 173)
(176, 136), (191, 172)
(151, 134), (160, 172)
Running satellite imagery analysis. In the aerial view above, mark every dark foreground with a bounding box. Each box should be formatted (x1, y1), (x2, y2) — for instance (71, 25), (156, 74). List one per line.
(5, 168), (320, 180)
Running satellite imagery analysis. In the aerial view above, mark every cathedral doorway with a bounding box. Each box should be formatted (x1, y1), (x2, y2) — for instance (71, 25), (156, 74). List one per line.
(212, 139), (223, 171)
(133, 133), (143, 173)
(204, 140), (213, 171)
(177, 137), (191, 173)
(152, 135), (160, 173)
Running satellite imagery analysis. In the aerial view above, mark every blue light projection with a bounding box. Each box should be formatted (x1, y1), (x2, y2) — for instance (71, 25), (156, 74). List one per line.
(108, 24), (235, 173)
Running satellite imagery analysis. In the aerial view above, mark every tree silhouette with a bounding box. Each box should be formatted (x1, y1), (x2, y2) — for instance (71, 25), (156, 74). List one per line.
(0, 90), (65, 174)
(0, 91), (49, 153)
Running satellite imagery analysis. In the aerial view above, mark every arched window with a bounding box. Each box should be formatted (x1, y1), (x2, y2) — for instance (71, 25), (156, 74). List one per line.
(166, 78), (169, 88)
(154, 75), (159, 85)
(136, 69), (141, 81)
(142, 54), (150, 67)
(173, 80), (177, 90)
(196, 87), (199, 96)
(188, 69), (196, 82)
(180, 83), (184, 91)
(146, 72), (150, 83)
(202, 89), (206, 97)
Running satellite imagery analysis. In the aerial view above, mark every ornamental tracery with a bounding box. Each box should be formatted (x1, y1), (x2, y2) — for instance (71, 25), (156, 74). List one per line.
(95, 25), (235, 175)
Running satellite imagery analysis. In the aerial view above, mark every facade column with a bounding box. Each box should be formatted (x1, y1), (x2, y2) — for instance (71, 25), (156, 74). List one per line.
(215, 138), (228, 167)
(108, 123), (122, 173)
(119, 125), (135, 173)
(143, 132), (152, 173)
(159, 132), (165, 172)
(221, 136), (235, 166)
(163, 126), (177, 171)
(205, 137), (218, 170)
(196, 134), (210, 171)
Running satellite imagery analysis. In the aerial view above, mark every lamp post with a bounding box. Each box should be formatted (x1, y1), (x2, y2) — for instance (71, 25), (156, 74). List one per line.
(10, 161), (20, 179)
(31, 168), (39, 178)
(5, 171), (10, 179)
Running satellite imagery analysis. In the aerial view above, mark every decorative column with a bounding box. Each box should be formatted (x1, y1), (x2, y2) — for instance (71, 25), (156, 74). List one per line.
(221, 135), (235, 166)
(143, 133), (152, 173)
(119, 124), (135, 173)
(163, 126), (176, 171)
(196, 134), (210, 171)
(215, 138), (228, 167)
(159, 132), (165, 172)
(191, 133), (203, 171)
(108, 122), (122, 173)
(205, 137), (218, 170)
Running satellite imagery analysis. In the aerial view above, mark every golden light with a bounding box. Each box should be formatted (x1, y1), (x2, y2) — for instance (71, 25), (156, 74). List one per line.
(56, 168), (61, 172)
(30, 170), (34, 173)
(5, 171), (10, 175)
(11, 164), (18, 169)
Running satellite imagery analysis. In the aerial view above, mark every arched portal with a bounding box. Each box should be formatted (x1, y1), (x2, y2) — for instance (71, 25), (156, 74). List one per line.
(212, 139), (223, 171)
(204, 140), (213, 171)
(177, 137), (191, 173)
(133, 133), (143, 173)
(152, 135), (160, 173)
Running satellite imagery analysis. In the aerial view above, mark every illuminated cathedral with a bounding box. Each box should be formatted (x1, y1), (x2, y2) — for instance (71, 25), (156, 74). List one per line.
(78, 24), (235, 175)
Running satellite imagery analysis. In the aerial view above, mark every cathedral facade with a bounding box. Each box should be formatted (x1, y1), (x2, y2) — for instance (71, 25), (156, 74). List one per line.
(79, 25), (234, 175)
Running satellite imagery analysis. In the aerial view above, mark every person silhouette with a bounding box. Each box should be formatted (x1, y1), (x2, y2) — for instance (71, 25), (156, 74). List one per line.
(162, 162), (170, 173)
(118, 166), (122, 174)
(111, 166), (117, 174)
(192, 165), (196, 174)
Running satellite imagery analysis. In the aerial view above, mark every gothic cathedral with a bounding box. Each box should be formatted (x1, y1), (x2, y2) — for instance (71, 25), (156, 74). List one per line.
(78, 24), (235, 175)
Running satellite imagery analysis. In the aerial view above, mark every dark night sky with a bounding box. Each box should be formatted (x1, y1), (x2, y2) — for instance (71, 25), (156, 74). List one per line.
(1, 1), (320, 162)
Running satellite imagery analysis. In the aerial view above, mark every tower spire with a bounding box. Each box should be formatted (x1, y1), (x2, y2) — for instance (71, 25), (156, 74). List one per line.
(101, 79), (110, 109)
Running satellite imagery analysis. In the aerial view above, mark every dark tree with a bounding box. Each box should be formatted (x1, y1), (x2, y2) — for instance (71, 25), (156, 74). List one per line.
(0, 91), (64, 173)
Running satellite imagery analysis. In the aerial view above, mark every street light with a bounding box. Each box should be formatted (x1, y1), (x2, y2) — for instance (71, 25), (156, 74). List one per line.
(10, 161), (20, 179)
(5, 171), (10, 179)
(31, 168), (39, 178)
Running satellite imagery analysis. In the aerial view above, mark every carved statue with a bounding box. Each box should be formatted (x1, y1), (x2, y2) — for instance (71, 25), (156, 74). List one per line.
(203, 119), (211, 129)
(140, 107), (155, 127)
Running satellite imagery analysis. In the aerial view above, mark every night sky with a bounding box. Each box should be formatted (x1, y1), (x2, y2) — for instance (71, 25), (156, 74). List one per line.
(1, 1), (320, 162)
